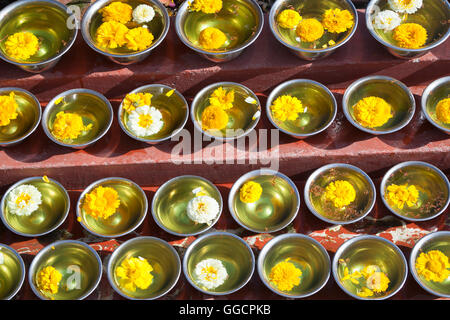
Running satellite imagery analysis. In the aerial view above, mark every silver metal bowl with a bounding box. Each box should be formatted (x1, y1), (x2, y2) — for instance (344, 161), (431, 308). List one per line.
(0, 244), (25, 300)
(421, 76), (450, 135)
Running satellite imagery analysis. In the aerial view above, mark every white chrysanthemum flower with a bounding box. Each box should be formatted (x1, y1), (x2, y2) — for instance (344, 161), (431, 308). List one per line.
(128, 105), (164, 137)
(388, 0), (423, 14)
(373, 10), (402, 31)
(195, 258), (228, 290)
(186, 195), (219, 225)
(6, 184), (42, 216)
(132, 4), (155, 24)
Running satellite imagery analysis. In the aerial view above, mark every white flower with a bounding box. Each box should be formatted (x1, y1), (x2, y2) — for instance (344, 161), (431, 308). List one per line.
(128, 105), (164, 137)
(6, 184), (42, 216)
(373, 10), (402, 31)
(195, 258), (228, 290)
(388, 0), (422, 14)
(186, 195), (219, 225)
(132, 4), (155, 24)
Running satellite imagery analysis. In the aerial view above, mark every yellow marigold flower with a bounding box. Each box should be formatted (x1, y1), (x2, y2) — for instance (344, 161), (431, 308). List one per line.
(240, 181), (263, 203)
(4, 32), (39, 61)
(415, 250), (450, 283)
(201, 105), (229, 130)
(270, 95), (304, 122)
(325, 180), (356, 208)
(435, 98), (450, 124)
(96, 21), (129, 49)
(277, 9), (302, 29)
(198, 27), (227, 50)
(269, 259), (302, 291)
(322, 8), (354, 33)
(37, 266), (62, 294)
(115, 256), (154, 292)
(125, 27), (154, 51)
(190, 0), (222, 14)
(0, 92), (18, 127)
(353, 96), (393, 128)
(83, 186), (121, 220)
(386, 184), (419, 210)
(295, 18), (324, 42)
(51, 111), (93, 141)
(366, 272), (390, 293)
(100, 1), (132, 24)
(122, 92), (153, 113)
(209, 87), (234, 110)
(393, 23), (427, 49)
(357, 287), (374, 298)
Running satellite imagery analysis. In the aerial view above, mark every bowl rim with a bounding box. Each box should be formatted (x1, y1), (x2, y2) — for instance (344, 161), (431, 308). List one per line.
(118, 84), (190, 143)
(342, 75), (416, 135)
(81, 0), (170, 59)
(182, 231), (255, 296)
(228, 168), (301, 233)
(0, 176), (70, 237)
(365, 0), (450, 54)
(151, 175), (223, 237)
(190, 81), (262, 141)
(421, 76), (450, 134)
(257, 233), (331, 298)
(0, 87), (42, 146)
(332, 234), (408, 300)
(304, 163), (377, 225)
(76, 177), (149, 238)
(409, 231), (450, 298)
(0, 243), (26, 300)
(380, 161), (450, 221)
(42, 88), (114, 149)
(268, 0), (359, 54)
(0, 0), (78, 67)
(28, 239), (103, 300)
(175, 0), (264, 57)
(107, 236), (182, 300)
(265, 79), (338, 138)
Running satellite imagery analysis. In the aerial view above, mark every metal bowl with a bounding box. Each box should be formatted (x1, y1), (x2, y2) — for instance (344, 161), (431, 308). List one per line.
(257, 233), (330, 298)
(118, 84), (189, 144)
(229, 169), (300, 233)
(76, 177), (148, 238)
(421, 76), (450, 135)
(342, 75), (415, 135)
(0, 244), (25, 300)
(175, 0), (264, 62)
(410, 231), (450, 298)
(266, 79), (337, 138)
(269, 0), (358, 60)
(152, 175), (223, 236)
(332, 235), (408, 300)
(380, 161), (450, 221)
(366, 0), (450, 59)
(42, 88), (113, 149)
(183, 232), (255, 295)
(191, 82), (261, 140)
(81, 0), (170, 65)
(28, 240), (102, 300)
(304, 163), (376, 225)
(0, 0), (77, 73)
(0, 87), (41, 147)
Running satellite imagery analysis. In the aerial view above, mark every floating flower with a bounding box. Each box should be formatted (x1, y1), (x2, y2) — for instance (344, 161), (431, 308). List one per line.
(342, 267), (362, 285)
(388, 0), (423, 14)
(393, 23), (427, 49)
(269, 259), (302, 291)
(435, 98), (450, 124)
(357, 286), (374, 297)
(353, 96), (393, 128)
(386, 183), (419, 210)
(4, 32), (39, 61)
(51, 111), (93, 142)
(128, 105), (164, 137)
(186, 195), (220, 225)
(132, 4), (155, 24)
(198, 27), (227, 50)
(190, 0), (222, 14)
(277, 9), (302, 29)
(125, 27), (154, 51)
(361, 265), (379, 278)
(96, 21), (129, 49)
(295, 18), (324, 42)
(6, 184), (42, 216)
(195, 258), (228, 290)
(270, 95), (304, 122)
(115, 256), (154, 292)
(366, 272), (390, 293)
(322, 8), (354, 34)
(324, 180), (356, 208)
(37, 266), (62, 294)
(122, 92), (153, 113)
(82, 186), (120, 220)
(209, 87), (234, 110)
(100, 1), (132, 24)
(415, 250), (449, 283)
(0, 92), (18, 127)
(201, 105), (229, 130)
(239, 181), (263, 203)
(373, 10), (401, 31)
